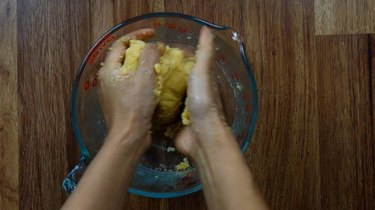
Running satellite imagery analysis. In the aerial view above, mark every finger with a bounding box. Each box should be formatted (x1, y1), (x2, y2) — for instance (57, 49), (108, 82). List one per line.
(190, 26), (214, 80)
(102, 39), (127, 70)
(102, 28), (156, 70)
(174, 127), (196, 156)
(188, 27), (215, 105)
(194, 26), (214, 73)
(118, 28), (155, 43)
(134, 43), (160, 80)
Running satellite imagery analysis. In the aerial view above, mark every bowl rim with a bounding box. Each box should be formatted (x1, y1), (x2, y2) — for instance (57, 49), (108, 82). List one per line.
(70, 12), (258, 198)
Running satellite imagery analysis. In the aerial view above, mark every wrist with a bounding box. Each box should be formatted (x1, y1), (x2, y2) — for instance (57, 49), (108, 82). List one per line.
(104, 130), (151, 159)
(190, 126), (241, 168)
(193, 136), (241, 165)
(191, 111), (233, 147)
(108, 111), (150, 141)
(105, 118), (151, 157)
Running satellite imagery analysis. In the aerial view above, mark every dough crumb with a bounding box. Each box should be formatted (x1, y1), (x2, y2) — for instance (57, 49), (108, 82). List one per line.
(176, 157), (190, 171)
(166, 147), (176, 152)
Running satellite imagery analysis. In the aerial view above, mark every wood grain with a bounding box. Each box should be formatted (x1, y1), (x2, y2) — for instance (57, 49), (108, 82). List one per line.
(0, 0), (19, 209)
(2, 0), (373, 209)
(372, 35), (375, 138)
(315, 0), (375, 35)
(316, 35), (375, 209)
(18, 0), (80, 209)
(243, 0), (321, 209)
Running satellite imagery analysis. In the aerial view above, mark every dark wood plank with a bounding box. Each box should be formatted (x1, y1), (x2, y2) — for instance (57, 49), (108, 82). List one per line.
(243, 0), (320, 209)
(113, 0), (164, 24)
(0, 0), (19, 209)
(315, 0), (375, 35)
(165, 0), (244, 30)
(13, 0), (375, 209)
(371, 34), (375, 134)
(65, 1), (91, 170)
(90, 0), (165, 42)
(316, 35), (375, 209)
(372, 35), (375, 147)
(90, 0), (114, 42)
(18, 0), (89, 209)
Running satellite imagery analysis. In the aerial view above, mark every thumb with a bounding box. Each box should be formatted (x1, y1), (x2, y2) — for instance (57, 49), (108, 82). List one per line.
(174, 127), (196, 156)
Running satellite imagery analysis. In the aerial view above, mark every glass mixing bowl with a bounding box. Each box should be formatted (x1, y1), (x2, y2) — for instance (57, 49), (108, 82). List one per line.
(62, 12), (258, 198)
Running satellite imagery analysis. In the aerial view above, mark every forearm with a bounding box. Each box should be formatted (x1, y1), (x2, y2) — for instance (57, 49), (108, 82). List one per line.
(62, 128), (149, 210)
(193, 121), (268, 210)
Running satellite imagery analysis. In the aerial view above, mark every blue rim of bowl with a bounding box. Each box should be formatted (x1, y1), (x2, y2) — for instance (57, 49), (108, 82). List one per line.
(71, 12), (258, 198)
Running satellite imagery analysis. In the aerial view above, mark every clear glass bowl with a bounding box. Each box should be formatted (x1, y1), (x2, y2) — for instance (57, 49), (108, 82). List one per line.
(62, 12), (258, 198)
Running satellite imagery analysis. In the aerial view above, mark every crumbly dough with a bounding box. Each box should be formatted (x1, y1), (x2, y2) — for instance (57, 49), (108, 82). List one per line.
(121, 39), (146, 72)
(175, 157), (190, 171)
(121, 39), (194, 125)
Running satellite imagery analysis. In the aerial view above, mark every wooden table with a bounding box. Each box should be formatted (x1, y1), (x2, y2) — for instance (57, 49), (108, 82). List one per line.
(1, 0), (374, 209)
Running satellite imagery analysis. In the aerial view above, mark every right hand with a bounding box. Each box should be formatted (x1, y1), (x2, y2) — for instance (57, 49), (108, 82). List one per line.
(176, 28), (269, 210)
(175, 27), (231, 159)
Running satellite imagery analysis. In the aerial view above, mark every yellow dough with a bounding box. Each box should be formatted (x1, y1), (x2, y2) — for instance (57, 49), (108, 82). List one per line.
(121, 39), (194, 125)
(181, 100), (190, 125)
(121, 39), (146, 73)
(175, 157), (190, 171)
(154, 46), (195, 124)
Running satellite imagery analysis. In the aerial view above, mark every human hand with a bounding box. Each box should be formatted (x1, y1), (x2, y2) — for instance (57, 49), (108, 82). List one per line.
(98, 29), (160, 143)
(175, 27), (231, 159)
(62, 30), (161, 210)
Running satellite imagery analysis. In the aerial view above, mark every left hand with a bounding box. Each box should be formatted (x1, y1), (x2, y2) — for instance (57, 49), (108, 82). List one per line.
(62, 29), (161, 210)
(98, 29), (160, 143)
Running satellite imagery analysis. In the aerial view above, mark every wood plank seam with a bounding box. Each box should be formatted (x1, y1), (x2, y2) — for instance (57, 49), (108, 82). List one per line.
(368, 34), (374, 119)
